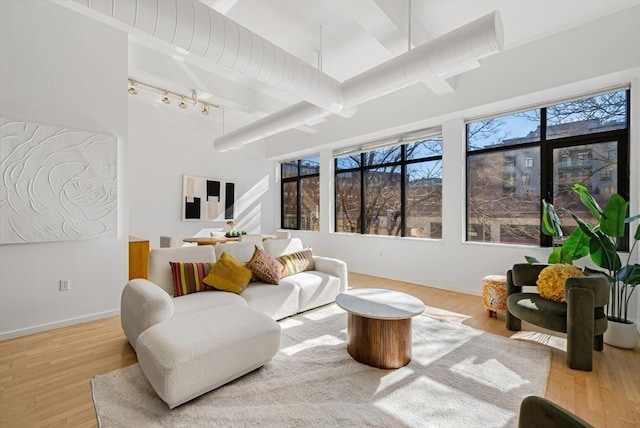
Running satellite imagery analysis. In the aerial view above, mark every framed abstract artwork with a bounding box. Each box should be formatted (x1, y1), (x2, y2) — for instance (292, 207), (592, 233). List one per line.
(182, 175), (235, 221)
(0, 116), (117, 244)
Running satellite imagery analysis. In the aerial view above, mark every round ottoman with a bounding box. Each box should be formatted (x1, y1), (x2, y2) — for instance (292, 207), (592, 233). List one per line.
(482, 274), (507, 317)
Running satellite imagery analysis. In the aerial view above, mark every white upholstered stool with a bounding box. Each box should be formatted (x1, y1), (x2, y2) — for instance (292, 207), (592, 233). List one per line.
(136, 305), (281, 408)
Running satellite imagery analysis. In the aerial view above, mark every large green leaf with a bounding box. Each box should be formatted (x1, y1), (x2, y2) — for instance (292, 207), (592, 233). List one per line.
(626, 215), (640, 240)
(589, 232), (621, 272)
(571, 213), (597, 240)
(618, 264), (640, 286)
(572, 183), (602, 221)
(541, 200), (563, 237)
(547, 247), (562, 264)
(600, 194), (628, 238)
(525, 255), (540, 264)
(560, 227), (590, 262)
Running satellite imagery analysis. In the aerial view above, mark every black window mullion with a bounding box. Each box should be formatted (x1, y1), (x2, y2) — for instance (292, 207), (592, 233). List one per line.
(360, 153), (365, 234)
(539, 107), (551, 247)
(296, 160), (302, 229)
(400, 146), (406, 237)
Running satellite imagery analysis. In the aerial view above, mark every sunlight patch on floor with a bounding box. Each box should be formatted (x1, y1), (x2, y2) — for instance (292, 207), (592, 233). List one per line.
(451, 356), (531, 392)
(423, 305), (471, 324)
(510, 331), (567, 352)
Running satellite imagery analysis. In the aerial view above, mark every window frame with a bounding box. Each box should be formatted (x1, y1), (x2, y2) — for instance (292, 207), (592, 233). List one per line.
(280, 156), (320, 230)
(465, 88), (630, 248)
(334, 134), (443, 238)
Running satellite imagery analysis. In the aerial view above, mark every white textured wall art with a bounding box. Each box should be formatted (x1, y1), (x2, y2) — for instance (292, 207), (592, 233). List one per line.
(0, 116), (117, 244)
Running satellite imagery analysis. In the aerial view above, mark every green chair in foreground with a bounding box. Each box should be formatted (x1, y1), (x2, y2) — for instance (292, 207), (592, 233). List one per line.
(519, 396), (593, 428)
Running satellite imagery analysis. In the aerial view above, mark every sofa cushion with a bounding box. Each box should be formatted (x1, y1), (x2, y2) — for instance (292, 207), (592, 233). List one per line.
(169, 262), (213, 296)
(136, 305), (281, 409)
(242, 282), (299, 320)
(263, 238), (304, 257)
(278, 248), (315, 278)
(215, 241), (263, 263)
(172, 290), (246, 319)
(203, 252), (252, 294)
(246, 246), (281, 284)
(280, 271), (341, 313)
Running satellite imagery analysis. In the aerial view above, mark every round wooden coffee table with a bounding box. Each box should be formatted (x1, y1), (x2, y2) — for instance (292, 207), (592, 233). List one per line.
(336, 288), (426, 369)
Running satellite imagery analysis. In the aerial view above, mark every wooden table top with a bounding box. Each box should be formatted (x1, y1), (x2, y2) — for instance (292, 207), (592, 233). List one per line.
(336, 288), (426, 320)
(183, 234), (276, 246)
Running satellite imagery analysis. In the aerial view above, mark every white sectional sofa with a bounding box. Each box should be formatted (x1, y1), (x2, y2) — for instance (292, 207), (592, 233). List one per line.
(120, 238), (348, 408)
(121, 238), (348, 351)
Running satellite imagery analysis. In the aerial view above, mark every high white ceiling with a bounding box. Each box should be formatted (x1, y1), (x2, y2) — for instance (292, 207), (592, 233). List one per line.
(71, 0), (640, 136)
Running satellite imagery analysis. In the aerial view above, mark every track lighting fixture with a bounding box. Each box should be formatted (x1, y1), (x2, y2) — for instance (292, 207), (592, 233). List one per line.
(127, 78), (220, 117)
(128, 80), (138, 95)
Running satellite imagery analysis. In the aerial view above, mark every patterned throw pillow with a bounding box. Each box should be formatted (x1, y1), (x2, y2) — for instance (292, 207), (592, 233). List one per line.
(169, 262), (213, 297)
(278, 248), (315, 278)
(203, 252), (252, 294)
(537, 263), (584, 302)
(246, 246), (281, 284)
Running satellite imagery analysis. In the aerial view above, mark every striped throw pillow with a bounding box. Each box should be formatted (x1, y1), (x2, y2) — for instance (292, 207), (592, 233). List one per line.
(278, 248), (314, 278)
(169, 262), (213, 297)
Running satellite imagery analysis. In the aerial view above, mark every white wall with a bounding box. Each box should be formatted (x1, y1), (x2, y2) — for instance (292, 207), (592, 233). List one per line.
(0, 1), (128, 338)
(128, 99), (275, 248)
(267, 7), (640, 321)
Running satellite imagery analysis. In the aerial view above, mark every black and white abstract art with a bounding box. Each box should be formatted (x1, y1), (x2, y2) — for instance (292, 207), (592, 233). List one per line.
(0, 116), (117, 244)
(182, 175), (234, 221)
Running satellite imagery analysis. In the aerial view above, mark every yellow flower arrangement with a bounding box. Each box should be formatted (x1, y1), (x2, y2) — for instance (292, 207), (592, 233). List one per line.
(536, 264), (585, 302)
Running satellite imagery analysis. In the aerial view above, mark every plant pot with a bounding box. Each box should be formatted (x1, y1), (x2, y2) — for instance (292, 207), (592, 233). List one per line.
(604, 318), (638, 349)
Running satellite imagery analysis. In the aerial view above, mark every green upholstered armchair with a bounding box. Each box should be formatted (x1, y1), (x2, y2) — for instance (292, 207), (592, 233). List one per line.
(506, 263), (609, 371)
(518, 396), (593, 428)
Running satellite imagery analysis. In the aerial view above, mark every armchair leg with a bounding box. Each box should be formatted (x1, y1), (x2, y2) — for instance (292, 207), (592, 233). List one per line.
(594, 334), (603, 352)
(506, 309), (521, 331)
(567, 287), (595, 371)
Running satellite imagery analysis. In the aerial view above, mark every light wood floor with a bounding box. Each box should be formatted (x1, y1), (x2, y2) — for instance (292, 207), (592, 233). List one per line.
(1, 272), (638, 427)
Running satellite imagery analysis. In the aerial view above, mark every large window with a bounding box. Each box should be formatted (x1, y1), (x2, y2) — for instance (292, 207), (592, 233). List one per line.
(466, 89), (629, 246)
(281, 156), (320, 230)
(335, 134), (442, 238)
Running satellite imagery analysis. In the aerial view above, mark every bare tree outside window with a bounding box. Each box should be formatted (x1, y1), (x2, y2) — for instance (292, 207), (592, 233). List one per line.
(466, 89), (628, 246)
(335, 136), (443, 238)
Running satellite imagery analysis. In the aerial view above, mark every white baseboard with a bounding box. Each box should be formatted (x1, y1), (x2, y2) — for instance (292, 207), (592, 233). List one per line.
(0, 309), (120, 341)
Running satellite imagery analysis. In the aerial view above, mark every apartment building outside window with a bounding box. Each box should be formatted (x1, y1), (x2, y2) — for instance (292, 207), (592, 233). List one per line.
(281, 156), (320, 230)
(335, 133), (443, 238)
(466, 89), (629, 247)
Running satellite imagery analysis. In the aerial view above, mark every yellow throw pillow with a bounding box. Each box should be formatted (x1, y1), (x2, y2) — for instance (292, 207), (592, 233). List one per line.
(536, 264), (584, 302)
(203, 252), (252, 294)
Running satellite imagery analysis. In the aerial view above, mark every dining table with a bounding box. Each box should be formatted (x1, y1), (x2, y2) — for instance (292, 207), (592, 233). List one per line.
(182, 234), (276, 246)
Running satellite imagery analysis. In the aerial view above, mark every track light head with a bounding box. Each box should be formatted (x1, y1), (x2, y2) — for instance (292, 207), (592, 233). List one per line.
(201, 103), (210, 115)
(179, 97), (188, 109)
(161, 92), (171, 104)
(128, 80), (138, 95)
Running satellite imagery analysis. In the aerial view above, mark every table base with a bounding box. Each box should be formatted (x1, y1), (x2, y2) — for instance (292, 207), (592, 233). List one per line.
(346, 313), (412, 369)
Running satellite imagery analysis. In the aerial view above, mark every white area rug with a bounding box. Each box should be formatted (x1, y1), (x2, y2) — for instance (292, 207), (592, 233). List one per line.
(92, 305), (551, 427)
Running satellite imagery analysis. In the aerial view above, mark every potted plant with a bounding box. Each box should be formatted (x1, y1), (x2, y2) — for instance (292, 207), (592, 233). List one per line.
(534, 184), (639, 348)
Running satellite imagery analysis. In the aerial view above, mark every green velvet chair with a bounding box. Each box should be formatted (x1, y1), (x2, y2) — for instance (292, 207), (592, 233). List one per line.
(518, 396), (593, 428)
(506, 263), (609, 371)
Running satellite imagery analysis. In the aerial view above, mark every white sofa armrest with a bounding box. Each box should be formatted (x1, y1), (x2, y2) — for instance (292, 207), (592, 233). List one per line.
(312, 256), (348, 292)
(121, 279), (174, 351)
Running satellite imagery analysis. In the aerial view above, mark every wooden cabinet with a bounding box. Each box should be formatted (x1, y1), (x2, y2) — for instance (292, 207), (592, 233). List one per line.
(128, 236), (149, 280)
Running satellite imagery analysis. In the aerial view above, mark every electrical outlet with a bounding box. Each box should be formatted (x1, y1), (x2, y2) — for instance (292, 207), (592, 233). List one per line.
(59, 279), (70, 291)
